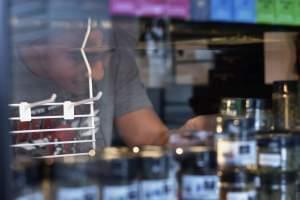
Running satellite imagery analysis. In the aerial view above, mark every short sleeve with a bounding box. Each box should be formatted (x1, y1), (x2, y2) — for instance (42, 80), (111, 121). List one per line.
(114, 50), (152, 118)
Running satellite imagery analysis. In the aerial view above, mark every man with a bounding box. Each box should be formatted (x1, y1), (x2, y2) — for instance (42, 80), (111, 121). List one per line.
(11, 1), (213, 157)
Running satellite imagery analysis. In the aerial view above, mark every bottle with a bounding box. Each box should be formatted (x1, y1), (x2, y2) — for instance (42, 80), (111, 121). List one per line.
(177, 146), (219, 200)
(217, 118), (257, 171)
(272, 81), (297, 131)
(95, 147), (139, 200)
(51, 156), (99, 200)
(220, 169), (256, 200)
(12, 157), (44, 200)
(259, 172), (296, 200)
(139, 146), (170, 200)
(257, 131), (296, 173)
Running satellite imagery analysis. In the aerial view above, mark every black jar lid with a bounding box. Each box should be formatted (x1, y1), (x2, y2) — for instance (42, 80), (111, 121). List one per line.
(220, 168), (255, 184)
(178, 146), (217, 173)
(273, 81), (298, 94)
(93, 147), (139, 183)
(256, 131), (294, 147)
(260, 171), (296, 186)
(51, 155), (94, 183)
(139, 146), (169, 180)
(12, 157), (44, 187)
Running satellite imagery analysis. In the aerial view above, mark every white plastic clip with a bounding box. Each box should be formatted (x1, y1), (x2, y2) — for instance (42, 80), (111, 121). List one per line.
(19, 94), (57, 122)
(63, 92), (103, 120)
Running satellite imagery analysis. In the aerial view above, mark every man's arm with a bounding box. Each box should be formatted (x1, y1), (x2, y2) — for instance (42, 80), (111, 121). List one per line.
(116, 107), (169, 146)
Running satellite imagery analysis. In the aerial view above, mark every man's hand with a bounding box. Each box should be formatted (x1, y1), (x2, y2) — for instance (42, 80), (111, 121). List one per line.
(182, 115), (217, 132)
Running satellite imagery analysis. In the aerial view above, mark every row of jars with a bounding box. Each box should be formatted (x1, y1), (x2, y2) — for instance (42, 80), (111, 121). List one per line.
(13, 146), (177, 200)
(216, 80), (300, 200)
(13, 141), (300, 200)
(219, 80), (300, 133)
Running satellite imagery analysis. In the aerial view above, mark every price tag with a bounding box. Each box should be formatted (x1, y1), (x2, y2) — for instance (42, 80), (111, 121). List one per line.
(102, 183), (138, 200)
(140, 180), (167, 200)
(57, 186), (99, 200)
(182, 175), (219, 200)
(217, 140), (257, 167)
(16, 192), (43, 200)
(259, 153), (281, 167)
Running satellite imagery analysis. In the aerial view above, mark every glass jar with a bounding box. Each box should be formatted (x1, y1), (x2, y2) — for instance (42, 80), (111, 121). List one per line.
(217, 118), (257, 170)
(297, 173), (300, 200)
(291, 132), (300, 170)
(12, 157), (44, 200)
(95, 147), (139, 200)
(220, 98), (248, 118)
(259, 172), (296, 200)
(51, 156), (99, 200)
(254, 99), (273, 132)
(272, 81), (297, 131)
(257, 132), (296, 173)
(139, 146), (170, 200)
(177, 146), (219, 200)
(220, 98), (272, 132)
(220, 169), (256, 200)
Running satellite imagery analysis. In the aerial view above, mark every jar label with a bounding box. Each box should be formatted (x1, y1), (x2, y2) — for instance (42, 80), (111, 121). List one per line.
(102, 183), (138, 200)
(217, 140), (257, 167)
(57, 185), (99, 200)
(165, 177), (178, 200)
(16, 192), (43, 200)
(227, 190), (256, 200)
(258, 153), (281, 167)
(182, 175), (219, 200)
(140, 180), (168, 200)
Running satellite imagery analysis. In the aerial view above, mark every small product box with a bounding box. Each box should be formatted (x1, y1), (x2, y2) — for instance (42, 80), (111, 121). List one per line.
(166, 0), (190, 20)
(296, 0), (300, 25)
(233, 0), (256, 23)
(190, 0), (210, 21)
(210, 0), (234, 22)
(275, 0), (296, 25)
(136, 0), (166, 17)
(109, 0), (137, 16)
(256, 0), (275, 24)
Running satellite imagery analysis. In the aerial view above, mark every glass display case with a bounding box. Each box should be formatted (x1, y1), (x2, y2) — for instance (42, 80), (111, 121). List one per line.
(3, 0), (300, 199)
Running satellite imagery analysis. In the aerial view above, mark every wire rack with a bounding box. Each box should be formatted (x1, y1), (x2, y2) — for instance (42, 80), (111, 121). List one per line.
(9, 18), (102, 159)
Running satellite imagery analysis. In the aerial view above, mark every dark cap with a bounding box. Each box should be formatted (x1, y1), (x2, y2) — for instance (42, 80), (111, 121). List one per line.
(220, 168), (255, 184)
(256, 132), (294, 147)
(260, 171), (296, 185)
(12, 157), (45, 187)
(273, 81), (298, 94)
(178, 146), (217, 172)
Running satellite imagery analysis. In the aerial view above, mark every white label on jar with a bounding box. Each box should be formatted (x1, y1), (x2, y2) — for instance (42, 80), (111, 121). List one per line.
(57, 185), (99, 200)
(140, 180), (167, 200)
(227, 190), (256, 200)
(182, 175), (219, 200)
(217, 140), (257, 166)
(259, 153), (281, 167)
(165, 177), (177, 200)
(102, 183), (138, 200)
(16, 192), (43, 200)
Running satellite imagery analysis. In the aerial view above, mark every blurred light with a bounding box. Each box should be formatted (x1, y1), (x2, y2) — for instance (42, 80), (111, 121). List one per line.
(216, 116), (223, 123)
(101, 20), (112, 29)
(216, 126), (223, 133)
(176, 148), (183, 155)
(89, 149), (96, 157)
(133, 146), (140, 154)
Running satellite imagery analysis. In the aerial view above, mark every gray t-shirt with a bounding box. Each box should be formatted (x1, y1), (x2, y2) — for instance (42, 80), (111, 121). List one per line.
(11, 49), (152, 156)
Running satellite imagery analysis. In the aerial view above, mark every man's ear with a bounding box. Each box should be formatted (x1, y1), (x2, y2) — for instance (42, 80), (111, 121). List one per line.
(18, 45), (50, 78)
